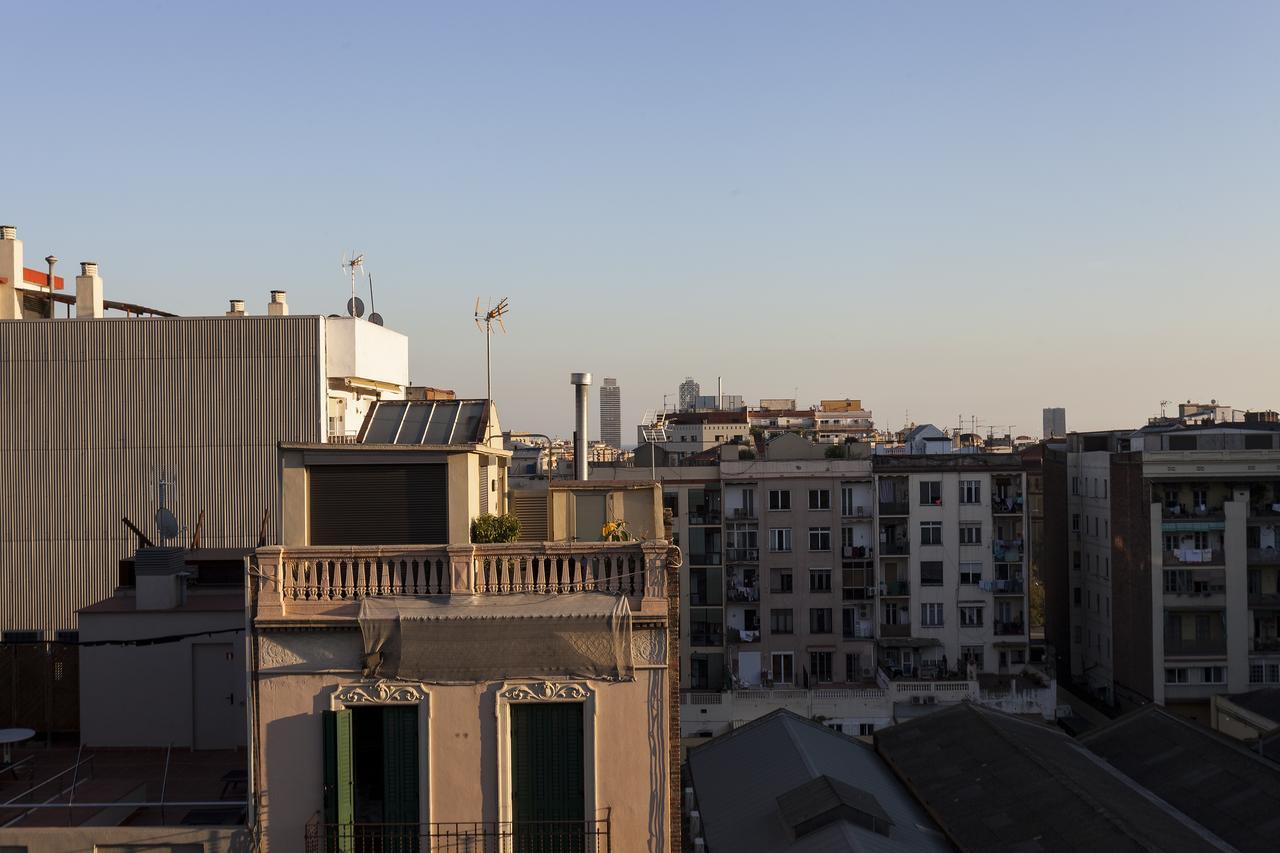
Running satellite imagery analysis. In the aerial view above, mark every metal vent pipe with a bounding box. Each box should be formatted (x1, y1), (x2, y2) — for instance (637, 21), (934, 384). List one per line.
(570, 372), (592, 480)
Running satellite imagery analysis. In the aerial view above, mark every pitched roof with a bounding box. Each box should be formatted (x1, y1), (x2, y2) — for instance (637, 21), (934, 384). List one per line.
(1081, 704), (1280, 853)
(1223, 688), (1280, 725)
(687, 709), (950, 853)
(874, 703), (1228, 853)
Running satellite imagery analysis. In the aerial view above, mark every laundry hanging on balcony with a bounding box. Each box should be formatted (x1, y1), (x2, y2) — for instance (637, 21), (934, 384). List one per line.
(358, 592), (633, 683)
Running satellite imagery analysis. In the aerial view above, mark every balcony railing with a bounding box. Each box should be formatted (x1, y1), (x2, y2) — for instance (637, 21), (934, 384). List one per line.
(728, 627), (760, 644)
(879, 623), (911, 638)
(726, 585), (760, 603)
(842, 586), (877, 602)
(727, 507), (757, 521)
(1162, 504), (1225, 521)
(688, 511), (722, 526)
(259, 541), (669, 611)
(993, 620), (1026, 636)
(1164, 549), (1225, 567)
(991, 496), (1024, 515)
(880, 541), (910, 556)
(690, 632), (724, 647)
(725, 547), (759, 563)
(689, 552), (722, 566)
(1252, 637), (1280, 653)
(1164, 637), (1228, 657)
(304, 819), (611, 853)
(992, 542), (1024, 562)
(879, 501), (910, 516)
(992, 579), (1025, 595)
(843, 624), (875, 640)
(1163, 568), (1226, 596)
(1248, 548), (1280, 565)
(881, 580), (910, 596)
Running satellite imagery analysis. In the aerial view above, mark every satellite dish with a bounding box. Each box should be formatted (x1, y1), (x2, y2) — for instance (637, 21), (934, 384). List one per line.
(369, 312), (384, 326)
(155, 507), (180, 542)
(346, 296), (365, 318)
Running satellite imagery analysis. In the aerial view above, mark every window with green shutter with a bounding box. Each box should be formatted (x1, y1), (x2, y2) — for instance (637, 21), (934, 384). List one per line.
(511, 703), (585, 852)
(323, 705), (421, 852)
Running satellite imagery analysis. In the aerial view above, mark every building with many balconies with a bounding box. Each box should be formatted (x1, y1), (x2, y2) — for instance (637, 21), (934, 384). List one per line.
(1061, 418), (1280, 719)
(871, 455), (1032, 680)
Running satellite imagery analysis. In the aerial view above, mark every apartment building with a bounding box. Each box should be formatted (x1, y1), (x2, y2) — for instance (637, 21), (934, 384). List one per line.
(872, 455), (1032, 679)
(722, 434), (877, 689)
(0, 224), (411, 636)
(589, 460), (724, 690)
(637, 411), (750, 462)
(251, 399), (676, 852)
(1062, 418), (1280, 718)
(600, 377), (621, 448)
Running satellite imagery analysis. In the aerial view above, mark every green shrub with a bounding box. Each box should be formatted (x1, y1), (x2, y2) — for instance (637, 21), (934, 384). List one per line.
(471, 513), (521, 543)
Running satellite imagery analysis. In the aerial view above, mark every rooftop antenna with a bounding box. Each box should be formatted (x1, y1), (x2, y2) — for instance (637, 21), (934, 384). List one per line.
(640, 408), (670, 480)
(367, 274), (383, 326)
(474, 297), (509, 401)
(340, 252), (366, 318)
(1159, 400), (1171, 419)
(154, 472), (181, 544)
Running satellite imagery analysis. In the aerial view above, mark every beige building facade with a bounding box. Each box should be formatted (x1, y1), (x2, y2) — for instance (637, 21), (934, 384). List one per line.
(251, 413), (674, 852)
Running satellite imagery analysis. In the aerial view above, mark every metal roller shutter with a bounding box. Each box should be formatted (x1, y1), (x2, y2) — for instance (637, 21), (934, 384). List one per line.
(309, 464), (448, 545)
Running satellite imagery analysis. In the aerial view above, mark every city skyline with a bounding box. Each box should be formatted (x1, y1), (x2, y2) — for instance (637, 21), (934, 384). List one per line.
(8, 2), (1279, 438)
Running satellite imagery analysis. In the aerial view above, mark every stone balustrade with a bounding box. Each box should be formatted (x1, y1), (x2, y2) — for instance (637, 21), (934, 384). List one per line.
(254, 540), (670, 614)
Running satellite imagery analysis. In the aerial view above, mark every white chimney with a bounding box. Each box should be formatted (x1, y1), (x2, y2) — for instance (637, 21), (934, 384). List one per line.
(75, 261), (104, 319)
(267, 290), (288, 316)
(226, 299), (246, 317)
(0, 225), (22, 320)
(571, 372), (592, 480)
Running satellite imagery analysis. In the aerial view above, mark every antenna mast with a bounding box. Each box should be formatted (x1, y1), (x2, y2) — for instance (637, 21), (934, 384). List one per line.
(341, 252), (367, 318)
(474, 297), (510, 401)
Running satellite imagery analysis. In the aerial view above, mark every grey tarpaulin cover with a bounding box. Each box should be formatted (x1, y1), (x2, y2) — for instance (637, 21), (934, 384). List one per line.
(358, 593), (633, 682)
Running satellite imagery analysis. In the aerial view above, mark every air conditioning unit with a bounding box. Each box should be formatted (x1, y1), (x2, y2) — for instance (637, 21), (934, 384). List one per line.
(911, 695), (923, 705)
(924, 695), (937, 705)
(862, 667), (873, 678)
(843, 547), (854, 558)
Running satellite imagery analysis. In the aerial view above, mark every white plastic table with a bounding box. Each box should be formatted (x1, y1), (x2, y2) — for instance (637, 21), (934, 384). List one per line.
(0, 727), (35, 767)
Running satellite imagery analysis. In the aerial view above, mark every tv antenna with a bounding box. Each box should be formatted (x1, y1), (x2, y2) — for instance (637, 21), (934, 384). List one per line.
(1159, 400), (1171, 419)
(367, 273), (383, 326)
(154, 473), (181, 544)
(639, 409), (670, 480)
(340, 252), (367, 318)
(474, 297), (509, 401)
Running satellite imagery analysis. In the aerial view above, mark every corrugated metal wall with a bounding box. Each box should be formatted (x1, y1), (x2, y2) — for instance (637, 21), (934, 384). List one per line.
(0, 316), (324, 633)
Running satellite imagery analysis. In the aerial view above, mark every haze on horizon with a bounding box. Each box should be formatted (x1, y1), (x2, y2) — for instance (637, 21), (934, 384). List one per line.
(7, 1), (1279, 440)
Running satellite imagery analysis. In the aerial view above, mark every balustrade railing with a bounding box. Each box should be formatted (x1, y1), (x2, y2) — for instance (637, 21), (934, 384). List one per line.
(261, 541), (668, 608)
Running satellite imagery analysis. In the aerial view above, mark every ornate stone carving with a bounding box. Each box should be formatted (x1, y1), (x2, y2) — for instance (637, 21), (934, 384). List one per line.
(632, 628), (666, 665)
(333, 680), (428, 706)
(500, 681), (594, 702)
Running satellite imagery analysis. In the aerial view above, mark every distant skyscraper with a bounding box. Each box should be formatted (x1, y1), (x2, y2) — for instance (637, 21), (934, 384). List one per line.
(600, 377), (621, 448)
(679, 377), (700, 412)
(1043, 407), (1066, 439)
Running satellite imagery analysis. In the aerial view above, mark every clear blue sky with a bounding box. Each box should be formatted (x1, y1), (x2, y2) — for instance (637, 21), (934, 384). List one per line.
(8, 2), (1280, 440)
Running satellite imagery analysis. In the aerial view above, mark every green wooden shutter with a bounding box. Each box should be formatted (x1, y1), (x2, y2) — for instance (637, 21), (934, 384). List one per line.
(512, 703), (586, 821)
(381, 705), (420, 824)
(322, 709), (354, 853)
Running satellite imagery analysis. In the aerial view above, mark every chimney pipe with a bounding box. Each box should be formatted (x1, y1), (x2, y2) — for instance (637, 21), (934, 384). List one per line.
(0, 226), (15, 241)
(571, 372), (592, 481)
(226, 299), (246, 317)
(267, 290), (288, 316)
(75, 262), (104, 319)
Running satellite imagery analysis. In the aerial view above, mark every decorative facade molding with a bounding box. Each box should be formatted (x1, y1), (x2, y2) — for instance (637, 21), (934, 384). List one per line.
(499, 681), (594, 702)
(632, 627), (667, 666)
(332, 680), (428, 707)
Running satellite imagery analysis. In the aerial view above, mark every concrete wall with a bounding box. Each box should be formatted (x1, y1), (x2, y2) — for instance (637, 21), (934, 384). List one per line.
(80, 608), (247, 748)
(548, 483), (663, 542)
(254, 632), (669, 853)
(0, 315), (325, 634)
(323, 317), (409, 388)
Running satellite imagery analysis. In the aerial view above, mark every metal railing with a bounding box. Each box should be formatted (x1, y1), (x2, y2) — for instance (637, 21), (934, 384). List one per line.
(304, 819), (611, 853)
(1163, 568), (1226, 595)
(1164, 637), (1228, 657)
(880, 542), (910, 556)
(878, 502), (909, 516)
(1163, 549), (1225, 567)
